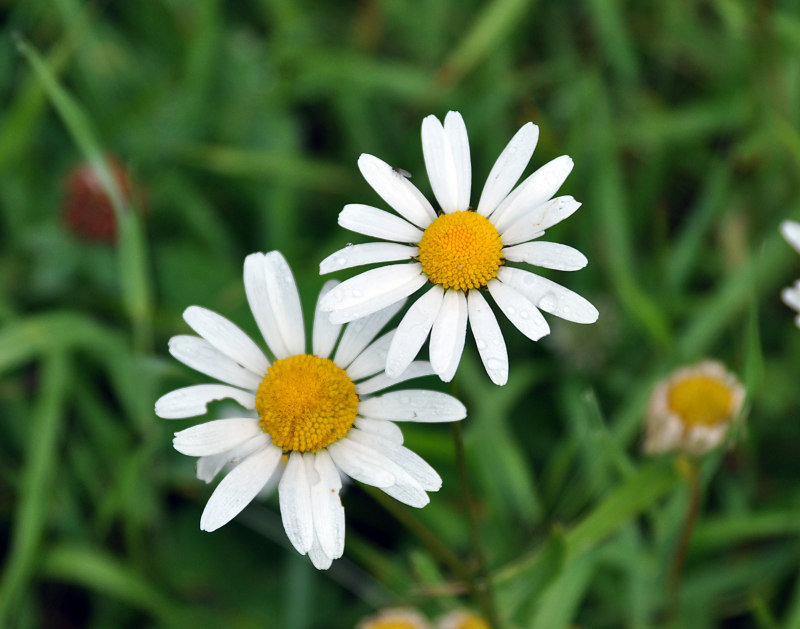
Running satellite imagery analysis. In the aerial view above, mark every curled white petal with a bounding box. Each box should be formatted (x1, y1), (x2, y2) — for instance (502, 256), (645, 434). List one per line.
(155, 384), (255, 419)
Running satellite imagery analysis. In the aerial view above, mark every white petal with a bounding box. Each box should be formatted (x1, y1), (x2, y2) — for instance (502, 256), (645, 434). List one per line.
(155, 384), (255, 419)
(319, 243), (418, 274)
(173, 418), (261, 456)
(279, 452), (315, 554)
(168, 336), (262, 390)
(356, 361), (436, 395)
(492, 156), (574, 232)
(244, 253), (290, 360)
(499, 197), (581, 246)
(502, 242), (588, 271)
(338, 204), (424, 243)
(347, 430), (440, 491)
(357, 154), (437, 228)
(498, 266), (599, 324)
(488, 279), (549, 341)
(183, 306), (269, 375)
(429, 289), (468, 382)
(200, 444), (281, 532)
(333, 299), (405, 368)
(320, 264), (427, 324)
(781, 220), (800, 254)
(422, 114), (460, 213)
(196, 452), (231, 484)
(467, 290), (508, 386)
(782, 284), (800, 312)
(477, 122), (539, 217)
(308, 536), (333, 570)
(262, 251), (305, 357)
(358, 390), (466, 422)
(308, 450), (345, 559)
(444, 111), (471, 212)
(385, 286), (444, 378)
(327, 438), (394, 487)
(344, 431), (429, 507)
(354, 417), (404, 444)
(345, 331), (395, 380)
(197, 434), (271, 484)
(312, 280), (342, 359)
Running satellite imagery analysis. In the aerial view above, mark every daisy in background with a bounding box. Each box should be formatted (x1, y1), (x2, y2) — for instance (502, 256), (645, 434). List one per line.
(319, 111), (597, 386)
(643, 361), (745, 456)
(155, 251), (466, 569)
(781, 220), (800, 327)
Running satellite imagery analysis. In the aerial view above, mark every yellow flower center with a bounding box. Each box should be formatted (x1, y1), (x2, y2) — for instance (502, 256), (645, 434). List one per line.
(667, 375), (735, 428)
(363, 623), (422, 629)
(417, 211), (503, 291)
(255, 354), (359, 453)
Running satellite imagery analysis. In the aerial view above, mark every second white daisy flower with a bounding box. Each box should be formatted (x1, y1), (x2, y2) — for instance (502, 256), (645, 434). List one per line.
(319, 111), (598, 385)
(155, 251), (466, 569)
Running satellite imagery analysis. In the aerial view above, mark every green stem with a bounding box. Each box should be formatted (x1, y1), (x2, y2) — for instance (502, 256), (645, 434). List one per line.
(669, 459), (702, 612)
(451, 421), (503, 629)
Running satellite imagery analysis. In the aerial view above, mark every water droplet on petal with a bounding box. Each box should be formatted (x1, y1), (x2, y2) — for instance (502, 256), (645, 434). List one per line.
(538, 292), (557, 312)
(476, 340), (487, 350)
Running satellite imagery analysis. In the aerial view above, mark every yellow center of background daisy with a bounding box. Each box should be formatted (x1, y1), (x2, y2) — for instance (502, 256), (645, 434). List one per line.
(417, 211), (503, 291)
(256, 354), (359, 453)
(667, 375), (735, 427)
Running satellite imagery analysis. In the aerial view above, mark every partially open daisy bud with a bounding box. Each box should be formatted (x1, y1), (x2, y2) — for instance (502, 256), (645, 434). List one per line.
(437, 610), (490, 629)
(356, 608), (431, 629)
(62, 158), (132, 243)
(643, 361), (745, 456)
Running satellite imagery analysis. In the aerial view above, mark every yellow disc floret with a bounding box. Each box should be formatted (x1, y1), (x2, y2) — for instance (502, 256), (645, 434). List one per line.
(417, 211), (503, 291)
(667, 375), (736, 428)
(256, 354), (359, 453)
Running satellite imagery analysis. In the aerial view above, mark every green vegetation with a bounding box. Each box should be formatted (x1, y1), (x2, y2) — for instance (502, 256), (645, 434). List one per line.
(2, 1), (800, 627)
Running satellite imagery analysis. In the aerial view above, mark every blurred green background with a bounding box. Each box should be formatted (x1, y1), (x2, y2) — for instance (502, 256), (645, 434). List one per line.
(2, 0), (800, 627)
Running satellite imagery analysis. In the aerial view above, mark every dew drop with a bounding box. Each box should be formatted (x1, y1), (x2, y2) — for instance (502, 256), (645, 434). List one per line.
(352, 289), (363, 298)
(476, 340), (487, 350)
(538, 292), (557, 312)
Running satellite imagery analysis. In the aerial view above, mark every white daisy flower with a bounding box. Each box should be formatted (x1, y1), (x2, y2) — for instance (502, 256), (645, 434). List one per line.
(319, 111), (597, 385)
(643, 360), (745, 456)
(155, 251), (466, 570)
(781, 220), (800, 327)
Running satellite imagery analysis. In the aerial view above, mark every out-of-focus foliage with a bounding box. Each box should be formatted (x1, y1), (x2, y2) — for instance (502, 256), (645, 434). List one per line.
(2, 0), (800, 627)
